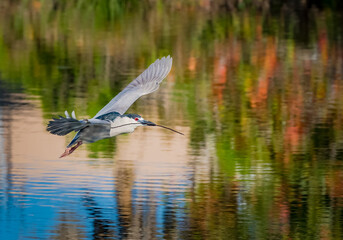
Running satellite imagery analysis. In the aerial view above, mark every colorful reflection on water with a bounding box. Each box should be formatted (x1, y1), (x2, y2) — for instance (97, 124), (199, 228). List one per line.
(1, 0), (343, 239)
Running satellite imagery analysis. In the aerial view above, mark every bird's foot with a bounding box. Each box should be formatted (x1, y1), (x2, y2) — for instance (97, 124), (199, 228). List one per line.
(59, 141), (83, 158)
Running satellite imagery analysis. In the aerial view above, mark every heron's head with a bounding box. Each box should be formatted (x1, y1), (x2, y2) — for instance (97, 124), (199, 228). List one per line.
(124, 114), (184, 135)
(125, 114), (156, 126)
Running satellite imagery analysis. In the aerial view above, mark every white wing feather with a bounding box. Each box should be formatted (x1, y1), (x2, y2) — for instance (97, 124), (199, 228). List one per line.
(93, 56), (172, 118)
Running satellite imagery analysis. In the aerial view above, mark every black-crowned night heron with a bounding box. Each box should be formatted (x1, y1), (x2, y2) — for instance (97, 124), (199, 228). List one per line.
(47, 56), (182, 157)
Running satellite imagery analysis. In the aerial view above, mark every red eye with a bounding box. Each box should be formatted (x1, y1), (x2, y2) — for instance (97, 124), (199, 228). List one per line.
(135, 118), (139, 121)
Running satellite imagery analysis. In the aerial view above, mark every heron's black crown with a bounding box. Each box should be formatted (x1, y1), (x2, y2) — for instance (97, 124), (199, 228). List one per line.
(124, 113), (142, 120)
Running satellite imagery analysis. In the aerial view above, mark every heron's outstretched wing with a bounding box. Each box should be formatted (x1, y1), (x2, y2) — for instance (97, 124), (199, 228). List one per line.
(93, 56), (172, 118)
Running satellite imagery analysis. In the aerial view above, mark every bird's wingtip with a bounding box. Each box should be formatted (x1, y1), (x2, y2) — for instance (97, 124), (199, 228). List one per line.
(71, 110), (76, 119)
(162, 55), (172, 66)
(64, 111), (70, 118)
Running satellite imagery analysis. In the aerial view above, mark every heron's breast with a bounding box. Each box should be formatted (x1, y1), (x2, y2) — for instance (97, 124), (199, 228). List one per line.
(110, 124), (136, 136)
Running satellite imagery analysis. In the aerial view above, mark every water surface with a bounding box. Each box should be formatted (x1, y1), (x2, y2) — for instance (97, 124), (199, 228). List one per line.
(1, 1), (343, 239)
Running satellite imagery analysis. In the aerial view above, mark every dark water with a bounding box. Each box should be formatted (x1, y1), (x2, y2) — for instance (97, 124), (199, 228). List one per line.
(1, 1), (343, 239)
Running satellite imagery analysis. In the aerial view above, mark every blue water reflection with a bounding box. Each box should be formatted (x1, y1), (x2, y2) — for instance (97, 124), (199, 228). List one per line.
(1, 155), (193, 239)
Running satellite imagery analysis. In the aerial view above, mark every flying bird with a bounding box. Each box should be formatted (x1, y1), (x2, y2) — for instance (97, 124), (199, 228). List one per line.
(47, 56), (182, 157)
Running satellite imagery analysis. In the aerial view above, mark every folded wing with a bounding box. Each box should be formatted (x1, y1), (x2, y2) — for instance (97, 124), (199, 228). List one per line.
(93, 56), (172, 118)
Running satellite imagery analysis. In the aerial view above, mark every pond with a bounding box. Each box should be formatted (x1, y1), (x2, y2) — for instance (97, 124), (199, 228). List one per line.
(1, 1), (343, 239)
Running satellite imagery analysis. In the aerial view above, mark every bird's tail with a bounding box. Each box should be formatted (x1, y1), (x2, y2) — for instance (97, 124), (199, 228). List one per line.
(47, 112), (87, 136)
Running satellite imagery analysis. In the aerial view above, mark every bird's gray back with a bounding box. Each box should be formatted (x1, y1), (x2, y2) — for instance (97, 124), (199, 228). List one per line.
(95, 111), (121, 121)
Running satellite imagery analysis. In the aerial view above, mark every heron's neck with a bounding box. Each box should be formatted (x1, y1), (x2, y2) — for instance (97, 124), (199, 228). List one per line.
(109, 116), (139, 137)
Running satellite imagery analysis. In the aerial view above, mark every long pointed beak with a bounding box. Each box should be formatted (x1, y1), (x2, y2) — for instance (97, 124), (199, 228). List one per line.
(139, 120), (156, 126)
(60, 141), (83, 158)
(138, 120), (184, 135)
